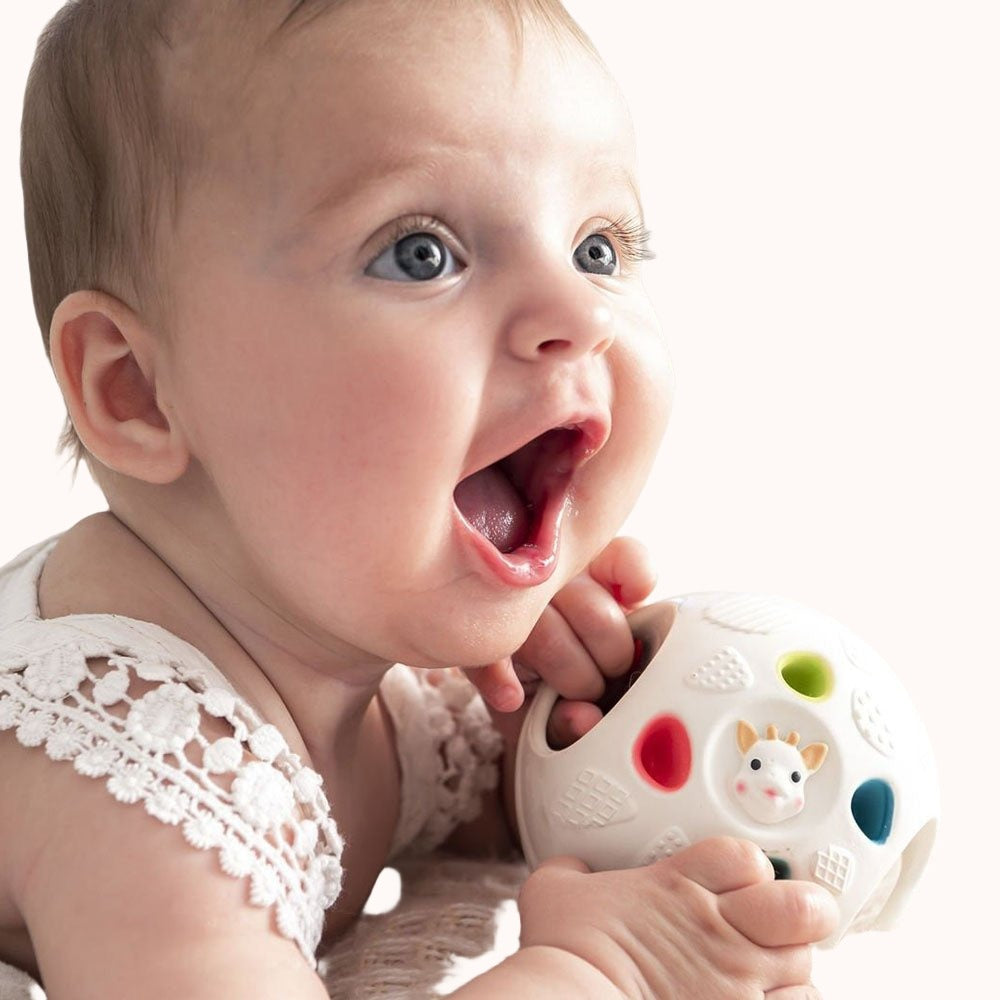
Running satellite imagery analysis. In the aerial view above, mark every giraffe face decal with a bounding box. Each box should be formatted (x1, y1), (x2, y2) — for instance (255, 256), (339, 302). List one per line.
(732, 721), (828, 824)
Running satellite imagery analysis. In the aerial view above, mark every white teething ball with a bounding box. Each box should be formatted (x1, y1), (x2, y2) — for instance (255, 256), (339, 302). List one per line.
(514, 593), (939, 947)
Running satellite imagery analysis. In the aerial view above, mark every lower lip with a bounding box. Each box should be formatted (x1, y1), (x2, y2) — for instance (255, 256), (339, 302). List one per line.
(452, 484), (570, 587)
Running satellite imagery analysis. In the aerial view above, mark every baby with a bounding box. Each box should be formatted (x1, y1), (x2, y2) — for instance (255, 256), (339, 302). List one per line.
(0, 1), (837, 997)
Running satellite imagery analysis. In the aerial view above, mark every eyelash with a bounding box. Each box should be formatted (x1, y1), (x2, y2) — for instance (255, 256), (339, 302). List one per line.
(602, 213), (657, 268)
(367, 212), (656, 274)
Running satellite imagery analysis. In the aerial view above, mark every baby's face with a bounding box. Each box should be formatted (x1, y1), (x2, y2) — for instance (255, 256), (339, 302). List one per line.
(157, 0), (672, 668)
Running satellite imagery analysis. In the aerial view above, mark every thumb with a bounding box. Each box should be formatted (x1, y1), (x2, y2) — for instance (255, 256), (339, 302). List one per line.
(461, 657), (525, 712)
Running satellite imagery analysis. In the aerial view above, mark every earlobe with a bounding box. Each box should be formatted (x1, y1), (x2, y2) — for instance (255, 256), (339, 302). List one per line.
(49, 290), (189, 484)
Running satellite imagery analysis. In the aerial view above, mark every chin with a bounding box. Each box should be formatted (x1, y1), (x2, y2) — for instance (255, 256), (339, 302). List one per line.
(403, 598), (546, 671)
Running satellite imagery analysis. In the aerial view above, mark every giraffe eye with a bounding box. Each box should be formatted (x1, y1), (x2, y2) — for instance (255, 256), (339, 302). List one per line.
(750, 759), (762, 771)
(791, 771), (802, 783)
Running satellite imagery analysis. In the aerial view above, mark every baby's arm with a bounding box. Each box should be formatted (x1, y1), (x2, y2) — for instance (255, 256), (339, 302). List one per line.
(3, 664), (330, 1000)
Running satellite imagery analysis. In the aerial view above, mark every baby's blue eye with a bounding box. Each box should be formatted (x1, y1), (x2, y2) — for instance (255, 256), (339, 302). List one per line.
(365, 232), (460, 282)
(574, 234), (617, 276)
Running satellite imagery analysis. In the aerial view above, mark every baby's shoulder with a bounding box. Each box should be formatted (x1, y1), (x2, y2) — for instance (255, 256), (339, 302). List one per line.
(0, 633), (342, 949)
(34, 512), (217, 647)
(0, 519), (345, 972)
(0, 658), (332, 997)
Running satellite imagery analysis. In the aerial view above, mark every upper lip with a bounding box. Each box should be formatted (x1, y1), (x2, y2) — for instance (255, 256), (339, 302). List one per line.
(456, 404), (612, 487)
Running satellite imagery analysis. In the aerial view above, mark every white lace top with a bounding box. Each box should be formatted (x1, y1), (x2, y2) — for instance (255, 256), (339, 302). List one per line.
(0, 535), (503, 971)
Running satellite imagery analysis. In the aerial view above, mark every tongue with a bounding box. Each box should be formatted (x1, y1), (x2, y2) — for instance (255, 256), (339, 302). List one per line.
(454, 464), (531, 553)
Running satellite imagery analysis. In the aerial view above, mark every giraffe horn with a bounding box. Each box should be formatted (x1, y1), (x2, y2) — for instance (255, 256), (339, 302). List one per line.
(786, 731), (800, 746)
(766, 724), (779, 740)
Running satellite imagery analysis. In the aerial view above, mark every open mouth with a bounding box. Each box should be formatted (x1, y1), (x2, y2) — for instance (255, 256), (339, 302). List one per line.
(453, 420), (605, 586)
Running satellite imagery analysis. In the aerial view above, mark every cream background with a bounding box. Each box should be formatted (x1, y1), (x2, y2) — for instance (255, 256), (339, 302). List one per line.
(1, 2), (996, 996)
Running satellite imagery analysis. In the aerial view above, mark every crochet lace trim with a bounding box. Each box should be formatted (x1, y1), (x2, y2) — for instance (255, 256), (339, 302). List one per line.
(385, 666), (504, 859)
(0, 619), (343, 968)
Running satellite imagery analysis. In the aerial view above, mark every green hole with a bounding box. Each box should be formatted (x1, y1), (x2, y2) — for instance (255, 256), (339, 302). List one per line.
(777, 651), (834, 700)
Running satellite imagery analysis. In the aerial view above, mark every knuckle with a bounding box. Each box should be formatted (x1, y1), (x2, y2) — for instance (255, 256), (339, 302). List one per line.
(711, 836), (771, 878)
(771, 943), (814, 986)
(715, 979), (759, 1000)
(787, 884), (834, 936)
(520, 617), (562, 664)
(520, 638), (575, 684)
(527, 639), (601, 699)
(590, 593), (626, 636)
(518, 855), (586, 906)
(519, 860), (562, 900)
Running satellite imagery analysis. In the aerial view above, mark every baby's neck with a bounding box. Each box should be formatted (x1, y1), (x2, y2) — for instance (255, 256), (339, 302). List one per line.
(68, 503), (394, 771)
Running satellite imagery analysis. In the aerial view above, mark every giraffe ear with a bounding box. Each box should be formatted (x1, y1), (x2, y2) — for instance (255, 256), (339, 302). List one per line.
(737, 720), (758, 755)
(801, 742), (829, 772)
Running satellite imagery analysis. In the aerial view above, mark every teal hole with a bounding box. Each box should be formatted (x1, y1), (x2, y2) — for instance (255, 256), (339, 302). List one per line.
(777, 651), (835, 701)
(767, 856), (792, 880)
(851, 779), (895, 844)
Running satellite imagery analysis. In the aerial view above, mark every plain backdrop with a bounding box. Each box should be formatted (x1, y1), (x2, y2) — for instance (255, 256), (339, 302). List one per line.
(1, 2), (997, 997)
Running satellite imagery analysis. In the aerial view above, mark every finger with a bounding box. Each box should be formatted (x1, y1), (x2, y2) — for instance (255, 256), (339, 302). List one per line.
(764, 986), (823, 1000)
(761, 945), (815, 993)
(545, 698), (604, 749)
(549, 574), (636, 678)
(516, 604), (607, 701)
(718, 880), (839, 948)
(667, 837), (775, 894)
(587, 536), (657, 609)
(462, 657), (525, 712)
(534, 854), (591, 875)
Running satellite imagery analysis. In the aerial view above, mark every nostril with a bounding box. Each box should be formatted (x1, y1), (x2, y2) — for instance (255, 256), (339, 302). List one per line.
(536, 336), (614, 358)
(538, 339), (573, 353)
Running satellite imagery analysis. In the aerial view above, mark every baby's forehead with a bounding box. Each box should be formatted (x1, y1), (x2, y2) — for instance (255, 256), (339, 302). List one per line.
(163, 0), (610, 132)
(166, 1), (632, 196)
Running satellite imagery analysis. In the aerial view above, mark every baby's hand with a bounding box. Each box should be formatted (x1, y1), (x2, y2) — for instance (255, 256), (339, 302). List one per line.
(465, 536), (656, 747)
(518, 837), (836, 999)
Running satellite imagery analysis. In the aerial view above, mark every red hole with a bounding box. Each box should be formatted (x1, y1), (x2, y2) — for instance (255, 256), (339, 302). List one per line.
(633, 715), (692, 792)
(632, 637), (644, 667)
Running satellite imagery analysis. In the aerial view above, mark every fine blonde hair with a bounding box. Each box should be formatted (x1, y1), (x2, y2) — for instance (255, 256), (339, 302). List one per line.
(20, 0), (600, 475)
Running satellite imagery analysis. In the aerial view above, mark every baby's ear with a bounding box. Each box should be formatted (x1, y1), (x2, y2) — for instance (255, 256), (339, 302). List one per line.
(48, 290), (189, 484)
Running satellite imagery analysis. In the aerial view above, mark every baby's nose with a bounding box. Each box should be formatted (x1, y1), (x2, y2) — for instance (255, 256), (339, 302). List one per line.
(502, 270), (615, 362)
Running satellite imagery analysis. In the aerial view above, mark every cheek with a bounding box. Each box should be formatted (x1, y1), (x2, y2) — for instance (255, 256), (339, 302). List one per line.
(613, 317), (673, 466)
(579, 325), (672, 526)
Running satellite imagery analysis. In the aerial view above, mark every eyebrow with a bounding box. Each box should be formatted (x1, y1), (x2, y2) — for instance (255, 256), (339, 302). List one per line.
(298, 151), (645, 231)
(300, 155), (443, 226)
(594, 160), (646, 226)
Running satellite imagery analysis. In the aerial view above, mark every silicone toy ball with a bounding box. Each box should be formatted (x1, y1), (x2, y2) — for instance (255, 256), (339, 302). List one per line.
(514, 593), (939, 947)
